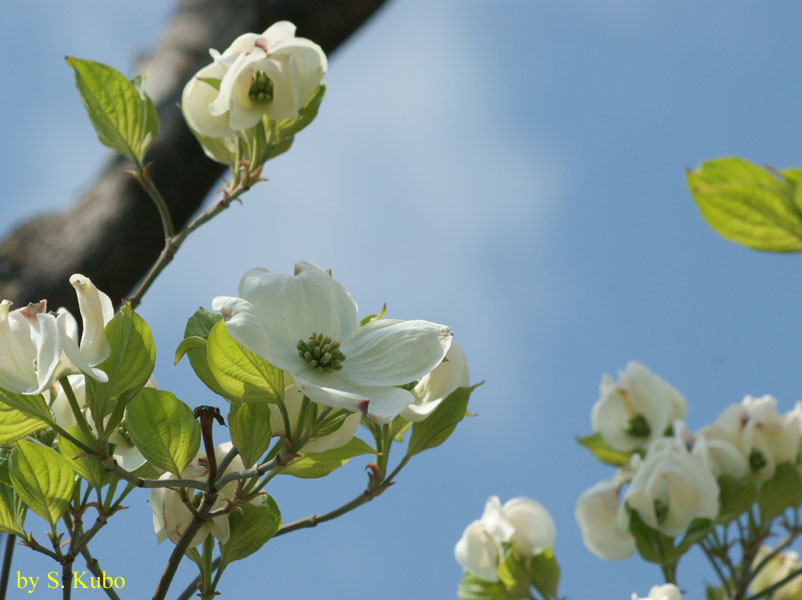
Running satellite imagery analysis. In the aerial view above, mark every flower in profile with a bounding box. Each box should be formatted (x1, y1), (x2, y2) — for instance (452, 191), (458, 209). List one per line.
(182, 21), (326, 137)
(401, 342), (469, 422)
(631, 584), (682, 600)
(212, 262), (452, 423)
(150, 442), (245, 547)
(712, 395), (802, 481)
(455, 496), (556, 582)
(0, 274), (113, 395)
(749, 546), (802, 599)
(592, 362), (686, 452)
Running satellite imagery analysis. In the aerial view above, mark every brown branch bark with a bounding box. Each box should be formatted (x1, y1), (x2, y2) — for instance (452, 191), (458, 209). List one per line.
(0, 0), (387, 313)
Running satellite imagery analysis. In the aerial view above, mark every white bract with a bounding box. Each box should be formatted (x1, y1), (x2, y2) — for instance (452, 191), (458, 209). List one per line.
(270, 381), (361, 453)
(575, 479), (636, 560)
(401, 342), (469, 422)
(150, 442), (245, 547)
(592, 362), (686, 453)
(212, 261), (452, 423)
(749, 546), (802, 600)
(673, 421), (748, 479)
(0, 274), (113, 395)
(631, 584), (682, 600)
(713, 395), (802, 481)
(454, 496), (556, 582)
(624, 438), (719, 537)
(182, 21), (326, 137)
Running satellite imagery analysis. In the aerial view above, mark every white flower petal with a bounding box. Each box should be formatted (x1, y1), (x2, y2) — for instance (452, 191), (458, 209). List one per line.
(454, 520), (501, 582)
(236, 265), (358, 351)
(262, 21), (296, 43)
(341, 319), (452, 387)
(502, 497), (556, 556)
(70, 274), (113, 366)
(0, 302), (39, 394)
(181, 62), (234, 138)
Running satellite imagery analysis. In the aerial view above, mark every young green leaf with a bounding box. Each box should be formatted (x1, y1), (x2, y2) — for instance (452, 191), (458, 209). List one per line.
(0, 483), (26, 536)
(687, 157), (802, 252)
(0, 396), (50, 444)
(457, 574), (512, 600)
(206, 320), (284, 403)
(218, 500), (281, 567)
(125, 389), (200, 475)
(758, 463), (802, 522)
(10, 440), (75, 527)
(279, 438), (375, 479)
(86, 304), (156, 425)
(59, 427), (109, 490)
(178, 309), (239, 402)
(526, 550), (560, 600)
(229, 403), (271, 468)
(66, 57), (159, 163)
(407, 385), (478, 457)
(575, 433), (632, 466)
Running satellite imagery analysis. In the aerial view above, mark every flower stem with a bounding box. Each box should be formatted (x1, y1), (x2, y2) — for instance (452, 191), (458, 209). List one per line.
(127, 177), (252, 310)
(59, 377), (97, 448)
(79, 545), (120, 600)
(0, 534), (15, 600)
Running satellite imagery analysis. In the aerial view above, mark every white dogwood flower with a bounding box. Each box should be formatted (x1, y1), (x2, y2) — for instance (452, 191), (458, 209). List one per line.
(212, 262), (452, 423)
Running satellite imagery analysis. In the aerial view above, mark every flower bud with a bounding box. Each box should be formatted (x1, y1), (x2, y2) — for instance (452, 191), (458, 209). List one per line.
(592, 362), (685, 452)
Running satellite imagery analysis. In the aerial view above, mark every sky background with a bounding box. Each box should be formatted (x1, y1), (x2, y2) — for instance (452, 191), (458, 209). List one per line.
(3, 1), (802, 598)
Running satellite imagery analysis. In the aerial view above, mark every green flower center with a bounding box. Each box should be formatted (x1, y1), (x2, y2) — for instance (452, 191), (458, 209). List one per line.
(248, 71), (274, 104)
(749, 448), (767, 473)
(626, 414), (651, 438)
(297, 333), (346, 373)
(654, 498), (669, 524)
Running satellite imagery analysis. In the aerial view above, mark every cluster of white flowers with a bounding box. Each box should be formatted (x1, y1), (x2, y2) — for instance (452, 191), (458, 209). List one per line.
(454, 496), (556, 582)
(0, 274), (112, 395)
(182, 21), (327, 139)
(576, 362), (802, 562)
(749, 546), (802, 599)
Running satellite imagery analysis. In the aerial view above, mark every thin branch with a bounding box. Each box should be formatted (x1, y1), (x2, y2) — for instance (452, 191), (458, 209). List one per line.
(0, 534), (14, 600)
(80, 545), (121, 600)
(110, 462), (208, 491)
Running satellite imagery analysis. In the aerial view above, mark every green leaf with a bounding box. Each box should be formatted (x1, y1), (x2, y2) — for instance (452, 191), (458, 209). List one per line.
(627, 509), (675, 565)
(576, 433), (632, 466)
(706, 585), (727, 600)
(407, 385), (477, 457)
(58, 426), (109, 490)
(125, 389), (200, 475)
(497, 551), (533, 599)
(206, 320), (283, 403)
(275, 85), (326, 138)
(758, 463), (802, 522)
(0, 390), (54, 427)
(457, 574), (512, 600)
(10, 440), (75, 527)
(66, 57), (158, 163)
(280, 437), (375, 479)
(188, 128), (240, 171)
(687, 157), (802, 252)
(358, 303), (387, 328)
(219, 500), (281, 567)
(0, 394), (50, 444)
(196, 77), (221, 92)
(716, 475), (757, 522)
(526, 550), (560, 599)
(676, 518), (713, 554)
(229, 403), (271, 469)
(178, 309), (239, 402)
(86, 304), (156, 426)
(0, 483), (26, 536)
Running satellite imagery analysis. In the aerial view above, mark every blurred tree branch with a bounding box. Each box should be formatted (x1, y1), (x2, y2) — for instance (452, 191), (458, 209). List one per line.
(0, 0), (386, 313)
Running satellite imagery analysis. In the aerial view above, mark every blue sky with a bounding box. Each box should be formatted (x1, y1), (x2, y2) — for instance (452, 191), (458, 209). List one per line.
(4, 1), (802, 598)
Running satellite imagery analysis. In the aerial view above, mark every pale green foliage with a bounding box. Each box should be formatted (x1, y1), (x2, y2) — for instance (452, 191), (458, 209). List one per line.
(10, 440), (75, 526)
